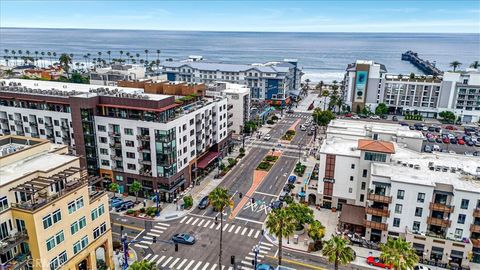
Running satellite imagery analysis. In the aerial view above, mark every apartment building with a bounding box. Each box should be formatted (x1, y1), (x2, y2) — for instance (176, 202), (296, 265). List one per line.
(343, 60), (480, 122)
(117, 80), (206, 97)
(161, 58), (302, 105)
(0, 79), (230, 202)
(89, 64), (145, 86)
(0, 136), (112, 270)
(205, 82), (251, 134)
(313, 120), (480, 267)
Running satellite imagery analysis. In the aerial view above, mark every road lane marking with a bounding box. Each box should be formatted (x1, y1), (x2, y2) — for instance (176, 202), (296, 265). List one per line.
(203, 220), (211, 227)
(184, 260), (196, 270)
(191, 218), (200, 226)
(111, 222), (143, 231)
(254, 230), (261, 238)
(147, 232), (160, 237)
(241, 227), (248, 235)
(197, 219), (205, 227)
(222, 223), (230, 231)
(169, 257), (180, 268)
(215, 223), (221, 230)
(134, 244), (148, 249)
(140, 240), (152, 245)
(177, 258), (188, 269)
(201, 262), (210, 270)
(180, 216), (188, 223)
(210, 264), (217, 270)
(192, 261), (203, 270)
(261, 242), (273, 247)
(151, 229), (163, 234)
(144, 254), (152, 260)
(266, 255), (326, 270)
(234, 226), (241, 234)
(228, 224), (235, 232)
(253, 191), (279, 197)
(234, 217), (265, 225)
(186, 217), (194, 224)
(155, 225), (168, 230)
(161, 256), (173, 267)
(157, 222), (170, 227)
(156, 255), (166, 265)
(143, 236), (153, 240)
(210, 222), (216, 229)
(248, 229), (254, 237)
(148, 254), (158, 263)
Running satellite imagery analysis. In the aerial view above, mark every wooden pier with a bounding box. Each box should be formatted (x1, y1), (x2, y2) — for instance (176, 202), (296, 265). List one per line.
(401, 50), (443, 76)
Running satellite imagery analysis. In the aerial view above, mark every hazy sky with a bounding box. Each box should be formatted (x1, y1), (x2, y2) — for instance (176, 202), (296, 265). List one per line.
(1, 0), (479, 33)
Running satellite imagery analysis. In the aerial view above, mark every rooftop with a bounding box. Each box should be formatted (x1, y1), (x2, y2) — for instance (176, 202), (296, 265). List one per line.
(358, 139), (395, 154)
(327, 119), (424, 139)
(162, 61), (290, 74)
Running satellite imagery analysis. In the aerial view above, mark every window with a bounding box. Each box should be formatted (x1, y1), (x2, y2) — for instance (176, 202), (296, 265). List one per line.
(68, 197), (84, 214)
(458, 214), (466, 224)
(415, 207), (423, 217)
(98, 204), (105, 215)
(73, 236), (89, 255)
(125, 140), (134, 147)
(100, 137), (107, 143)
(460, 199), (469, 209)
(97, 125), (106, 132)
(397, 190), (405, 200)
(79, 216), (86, 229)
(127, 163), (136, 170)
(351, 164), (355, 169)
(362, 169), (367, 177)
(349, 176), (354, 181)
(52, 209), (62, 223)
(360, 194), (365, 202)
(55, 230), (64, 245)
(100, 148), (108, 155)
(348, 188), (352, 193)
(454, 228), (463, 239)
(67, 201), (76, 214)
(50, 257), (59, 270)
(76, 197), (84, 209)
(417, 193), (425, 203)
(101, 160), (110, 166)
(94, 222), (107, 239)
(46, 236), (56, 251)
(395, 204), (403, 214)
(124, 128), (133, 135)
(364, 152), (387, 162)
(70, 222), (79, 235)
(0, 196), (8, 212)
(361, 182), (366, 190)
(43, 214), (53, 229)
(126, 152), (135, 158)
(58, 251), (68, 266)
(413, 221), (420, 231)
(393, 218), (400, 227)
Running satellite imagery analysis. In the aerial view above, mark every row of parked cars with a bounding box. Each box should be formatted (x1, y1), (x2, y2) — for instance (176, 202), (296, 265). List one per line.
(367, 257), (431, 270)
(110, 197), (135, 212)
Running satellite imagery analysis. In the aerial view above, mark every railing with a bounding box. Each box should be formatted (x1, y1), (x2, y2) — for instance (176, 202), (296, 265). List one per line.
(110, 154), (123, 161)
(29, 121), (37, 126)
(61, 124), (69, 130)
(364, 220), (388, 231)
(110, 142), (122, 148)
(137, 146), (151, 152)
(137, 135), (150, 141)
(366, 207), (390, 217)
(427, 216), (451, 227)
(429, 202), (455, 213)
(1, 252), (31, 270)
(89, 189), (106, 202)
(0, 232), (29, 254)
(471, 224), (480, 233)
(367, 193), (392, 204)
(473, 208), (480, 218)
(108, 131), (120, 137)
(138, 159), (152, 165)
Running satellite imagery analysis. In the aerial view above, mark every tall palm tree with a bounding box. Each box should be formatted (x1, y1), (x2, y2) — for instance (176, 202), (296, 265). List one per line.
(322, 90), (330, 110)
(126, 52), (131, 64)
(208, 187), (230, 270)
(52, 52), (57, 64)
(156, 49), (160, 62)
(144, 49), (149, 63)
(34, 51), (39, 66)
(470, 61), (479, 69)
(3, 49), (9, 66)
(450, 61), (462, 72)
(308, 220), (325, 250)
(322, 235), (355, 270)
(380, 237), (418, 270)
(47, 51), (52, 65)
(59, 53), (72, 76)
(265, 207), (296, 266)
(119, 50), (124, 61)
(135, 53), (140, 64)
(11, 50), (16, 66)
(106, 50), (111, 64)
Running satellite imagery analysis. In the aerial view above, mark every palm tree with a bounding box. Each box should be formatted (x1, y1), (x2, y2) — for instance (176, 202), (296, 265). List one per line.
(119, 50), (124, 61)
(135, 53), (140, 64)
(97, 52), (102, 66)
(4, 69), (14, 78)
(308, 220), (325, 251)
(144, 49), (149, 63)
(3, 49), (9, 66)
(106, 50), (111, 64)
(128, 260), (156, 270)
(321, 90), (330, 110)
(209, 187), (230, 270)
(34, 51), (39, 66)
(470, 61), (479, 69)
(52, 52), (57, 63)
(380, 237), (418, 270)
(450, 61), (462, 72)
(322, 235), (355, 270)
(11, 50), (16, 65)
(59, 53), (72, 75)
(40, 51), (45, 67)
(265, 207), (296, 266)
(126, 52), (131, 64)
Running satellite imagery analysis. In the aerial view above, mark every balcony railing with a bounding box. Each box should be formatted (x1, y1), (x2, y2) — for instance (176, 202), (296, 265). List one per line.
(137, 146), (151, 153)
(367, 193), (392, 204)
(427, 216), (451, 227)
(138, 158), (152, 165)
(110, 154), (123, 161)
(137, 135), (150, 141)
(1, 251), (31, 270)
(110, 142), (122, 148)
(429, 202), (455, 213)
(364, 220), (388, 231)
(0, 231), (28, 254)
(474, 208), (480, 218)
(471, 224), (480, 233)
(366, 207), (390, 217)
(108, 131), (121, 137)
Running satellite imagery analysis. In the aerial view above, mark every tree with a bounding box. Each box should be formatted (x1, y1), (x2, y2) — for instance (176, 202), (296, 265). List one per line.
(380, 237), (419, 270)
(375, 103), (388, 116)
(470, 61), (479, 69)
(315, 81), (324, 91)
(450, 61), (462, 72)
(321, 90), (329, 110)
(59, 53), (72, 75)
(208, 187), (230, 269)
(106, 50), (111, 64)
(361, 105), (373, 116)
(409, 73), (415, 79)
(4, 69), (14, 78)
(128, 260), (157, 270)
(439, 110), (455, 123)
(266, 207), (296, 266)
(129, 180), (142, 203)
(308, 220), (326, 250)
(313, 108), (335, 132)
(322, 235), (355, 270)
(286, 202), (314, 230)
(109, 182), (120, 197)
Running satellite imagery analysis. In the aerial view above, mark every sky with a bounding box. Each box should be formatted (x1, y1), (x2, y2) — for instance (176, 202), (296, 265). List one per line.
(1, 0), (479, 33)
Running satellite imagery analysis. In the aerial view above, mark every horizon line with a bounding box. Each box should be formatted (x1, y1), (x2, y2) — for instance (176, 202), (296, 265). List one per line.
(1, 26), (479, 35)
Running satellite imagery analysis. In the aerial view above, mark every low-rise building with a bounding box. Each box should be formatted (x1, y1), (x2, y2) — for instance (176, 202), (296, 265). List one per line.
(117, 80), (206, 97)
(89, 64), (145, 86)
(0, 135), (112, 270)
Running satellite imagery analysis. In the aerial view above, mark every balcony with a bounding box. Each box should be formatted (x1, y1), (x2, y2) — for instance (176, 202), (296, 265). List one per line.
(0, 119), (8, 123)
(0, 231), (29, 254)
(137, 146), (151, 153)
(108, 131), (120, 137)
(471, 224), (480, 233)
(14, 120), (22, 125)
(429, 202), (454, 213)
(61, 124), (69, 130)
(110, 142), (122, 148)
(44, 122), (53, 128)
(29, 121), (37, 126)
(228, 112), (233, 119)
(427, 216), (451, 227)
(366, 207), (390, 217)
(364, 220), (388, 231)
(138, 158), (152, 165)
(474, 208), (480, 218)
(472, 238), (480, 248)
(228, 104), (233, 110)
(1, 252), (31, 270)
(112, 166), (124, 172)
(110, 154), (123, 161)
(367, 193), (392, 204)
(137, 135), (150, 141)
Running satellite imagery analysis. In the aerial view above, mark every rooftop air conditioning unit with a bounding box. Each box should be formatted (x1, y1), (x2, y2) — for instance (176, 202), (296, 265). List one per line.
(414, 164), (420, 170)
(442, 167), (448, 172)
(408, 163), (414, 168)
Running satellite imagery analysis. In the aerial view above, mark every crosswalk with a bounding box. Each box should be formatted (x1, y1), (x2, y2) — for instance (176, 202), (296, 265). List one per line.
(240, 241), (275, 270)
(179, 215), (262, 238)
(286, 113), (311, 119)
(142, 254), (235, 270)
(134, 222), (170, 249)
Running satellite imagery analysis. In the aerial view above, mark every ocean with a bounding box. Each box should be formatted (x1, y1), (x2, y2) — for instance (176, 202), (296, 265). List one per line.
(0, 28), (479, 82)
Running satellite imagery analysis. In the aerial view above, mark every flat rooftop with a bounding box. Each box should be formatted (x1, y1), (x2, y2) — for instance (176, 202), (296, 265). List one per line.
(327, 119), (424, 139)
(162, 61), (290, 73)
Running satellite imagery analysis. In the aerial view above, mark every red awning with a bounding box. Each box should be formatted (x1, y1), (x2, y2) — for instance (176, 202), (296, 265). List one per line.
(197, 151), (219, 169)
(97, 103), (179, 112)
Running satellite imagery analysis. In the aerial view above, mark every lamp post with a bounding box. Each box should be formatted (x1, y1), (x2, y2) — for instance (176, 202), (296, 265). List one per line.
(298, 144), (302, 163)
(155, 189), (160, 216)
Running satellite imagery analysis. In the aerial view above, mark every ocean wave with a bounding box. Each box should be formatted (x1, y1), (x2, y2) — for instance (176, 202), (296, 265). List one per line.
(303, 72), (344, 83)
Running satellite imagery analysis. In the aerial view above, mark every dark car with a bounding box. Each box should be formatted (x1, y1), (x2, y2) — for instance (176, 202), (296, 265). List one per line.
(110, 198), (124, 208)
(414, 124), (424, 131)
(392, 116), (398, 121)
(399, 122), (409, 126)
(270, 200), (284, 209)
(287, 175), (297, 184)
(450, 138), (458, 144)
(283, 183), (294, 192)
(435, 127), (442, 133)
(428, 126), (435, 132)
(115, 200), (134, 212)
(427, 137), (435, 143)
(466, 140), (475, 146)
(172, 233), (195, 245)
(198, 196), (210, 209)
(279, 191), (288, 201)
(435, 137), (443, 143)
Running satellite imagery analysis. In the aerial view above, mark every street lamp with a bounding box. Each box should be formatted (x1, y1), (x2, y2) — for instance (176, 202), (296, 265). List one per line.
(154, 189), (160, 217)
(298, 144), (302, 163)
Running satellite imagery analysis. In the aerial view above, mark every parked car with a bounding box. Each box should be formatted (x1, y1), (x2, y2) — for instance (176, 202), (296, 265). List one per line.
(310, 126), (316, 131)
(279, 191), (288, 201)
(351, 115), (360, 120)
(458, 139), (465, 145)
(428, 126), (436, 132)
(445, 125), (457, 131)
(256, 264), (275, 270)
(172, 233), (196, 245)
(427, 137), (435, 143)
(370, 115), (380, 120)
(286, 109), (294, 114)
(465, 152), (474, 156)
(414, 266), (431, 270)
(450, 138), (458, 144)
(270, 200), (284, 210)
(110, 198), (124, 208)
(422, 126), (429, 131)
(367, 257), (392, 269)
(283, 183), (293, 192)
(409, 126), (415, 130)
(263, 134), (271, 141)
(475, 141), (480, 147)
(466, 140), (475, 146)
(435, 137), (443, 143)
(424, 145), (432, 153)
(287, 175), (297, 184)
(392, 116), (398, 121)
(344, 113), (353, 118)
(300, 125), (307, 131)
(434, 126), (442, 133)
(399, 122), (409, 126)
(115, 200), (134, 212)
(198, 196), (210, 209)
(442, 137), (450, 144)
(432, 145), (440, 152)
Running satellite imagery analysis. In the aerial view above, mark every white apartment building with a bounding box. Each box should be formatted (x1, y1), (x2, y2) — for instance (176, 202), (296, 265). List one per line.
(0, 79), (230, 202)
(312, 119), (480, 267)
(343, 60), (480, 123)
(89, 64), (146, 86)
(161, 58), (302, 104)
(205, 82), (251, 134)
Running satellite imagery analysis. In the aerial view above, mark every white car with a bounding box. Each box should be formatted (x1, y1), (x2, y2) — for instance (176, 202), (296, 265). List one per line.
(351, 115), (360, 120)
(310, 126), (316, 131)
(263, 134), (271, 141)
(300, 125), (307, 131)
(369, 115), (380, 120)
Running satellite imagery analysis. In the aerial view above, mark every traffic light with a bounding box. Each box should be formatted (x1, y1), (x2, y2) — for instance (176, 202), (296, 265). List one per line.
(238, 192), (243, 198)
(152, 236), (157, 243)
(230, 256), (235, 265)
(175, 243), (178, 252)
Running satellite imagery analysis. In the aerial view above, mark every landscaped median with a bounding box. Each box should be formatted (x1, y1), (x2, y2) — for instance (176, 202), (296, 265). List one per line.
(256, 153), (279, 171)
(279, 118), (301, 144)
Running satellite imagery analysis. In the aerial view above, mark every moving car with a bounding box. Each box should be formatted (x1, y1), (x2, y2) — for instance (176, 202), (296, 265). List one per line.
(263, 134), (271, 141)
(300, 125), (307, 131)
(424, 145), (432, 153)
(256, 264), (275, 270)
(399, 122), (409, 126)
(367, 257), (392, 269)
(279, 191), (288, 201)
(172, 233), (196, 245)
(351, 115), (360, 120)
(392, 116), (398, 121)
(198, 196), (210, 209)
(115, 200), (134, 212)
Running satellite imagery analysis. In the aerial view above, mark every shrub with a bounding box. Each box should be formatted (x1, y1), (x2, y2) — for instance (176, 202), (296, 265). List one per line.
(126, 209), (135, 215)
(239, 147), (245, 155)
(145, 206), (158, 216)
(257, 162), (270, 170)
(227, 158), (237, 167)
(266, 119), (274, 125)
(183, 195), (193, 209)
(286, 130), (296, 136)
(265, 155), (276, 162)
(271, 115), (279, 121)
(139, 208), (145, 213)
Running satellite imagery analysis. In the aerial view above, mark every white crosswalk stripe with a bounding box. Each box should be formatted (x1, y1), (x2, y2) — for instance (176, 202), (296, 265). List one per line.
(201, 262), (210, 270)
(260, 242), (273, 247)
(151, 228), (163, 234)
(248, 252), (264, 258)
(177, 258), (188, 269)
(234, 226), (241, 234)
(161, 256), (173, 267)
(180, 216), (188, 223)
(156, 255), (166, 265)
(144, 254), (152, 260)
(203, 220), (211, 227)
(192, 261), (203, 270)
(134, 244), (148, 249)
(215, 223), (221, 230)
(241, 227), (248, 235)
(254, 230), (260, 238)
(184, 260), (196, 270)
(143, 236), (153, 240)
(186, 217), (194, 224)
(210, 222), (216, 229)
(169, 257), (180, 268)
(154, 225), (168, 230)
(210, 264), (217, 270)
(140, 240), (152, 245)
(222, 223), (229, 231)
(228, 224), (235, 233)
(148, 254), (158, 263)
(197, 219), (205, 227)
(147, 232), (160, 237)
(247, 229), (254, 237)
(157, 222), (170, 227)
(191, 218), (200, 226)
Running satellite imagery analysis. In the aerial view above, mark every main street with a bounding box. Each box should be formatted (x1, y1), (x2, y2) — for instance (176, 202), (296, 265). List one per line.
(120, 111), (316, 270)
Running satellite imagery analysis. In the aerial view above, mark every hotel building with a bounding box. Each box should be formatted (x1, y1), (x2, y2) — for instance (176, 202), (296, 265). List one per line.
(0, 79), (231, 202)
(0, 135), (112, 270)
(343, 60), (480, 123)
(89, 64), (146, 86)
(310, 119), (480, 267)
(161, 58), (302, 104)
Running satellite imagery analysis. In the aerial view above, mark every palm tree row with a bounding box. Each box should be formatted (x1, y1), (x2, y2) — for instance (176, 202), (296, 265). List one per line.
(450, 60), (480, 71)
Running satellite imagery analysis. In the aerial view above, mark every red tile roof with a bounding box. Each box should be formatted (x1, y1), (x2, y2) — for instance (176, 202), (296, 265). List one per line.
(358, 139), (395, 154)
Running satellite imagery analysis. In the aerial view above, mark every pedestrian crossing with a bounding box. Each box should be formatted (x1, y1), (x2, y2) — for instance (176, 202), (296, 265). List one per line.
(286, 113), (312, 119)
(141, 254), (235, 270)
(134, 222), (170, 249)
(240, 241), (275, 270)
(179, 215), (262, 238)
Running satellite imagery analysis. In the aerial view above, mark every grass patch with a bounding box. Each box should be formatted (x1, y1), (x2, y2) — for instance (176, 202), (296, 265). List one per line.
(281, 130), (296, 141)
(256, 155), (279, 171)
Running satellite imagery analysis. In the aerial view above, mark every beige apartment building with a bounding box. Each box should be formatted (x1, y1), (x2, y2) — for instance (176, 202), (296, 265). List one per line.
(0, 135), (113, 270)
